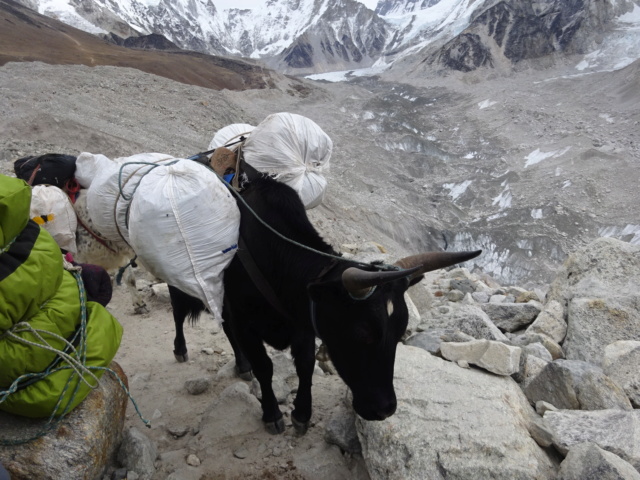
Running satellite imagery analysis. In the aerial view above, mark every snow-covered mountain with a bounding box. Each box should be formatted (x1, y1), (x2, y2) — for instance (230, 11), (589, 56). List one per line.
(17, 0), (640, 75)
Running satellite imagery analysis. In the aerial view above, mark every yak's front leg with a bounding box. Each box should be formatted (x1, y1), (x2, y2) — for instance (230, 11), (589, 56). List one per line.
(237, 331), (283, 434)
(290, 332), (317, 435)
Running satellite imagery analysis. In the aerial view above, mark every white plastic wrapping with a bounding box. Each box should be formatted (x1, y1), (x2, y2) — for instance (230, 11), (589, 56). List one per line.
(86, 153), (174, 245)
(242, 113), (331, 209)
(30, 184), (78, 253)
(208, 123), (255, 150)
(128, 160), (240, 320)
(74, 152), (114, 189)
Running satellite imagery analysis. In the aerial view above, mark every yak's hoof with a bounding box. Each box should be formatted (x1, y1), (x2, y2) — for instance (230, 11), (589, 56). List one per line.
(237, 368), (254, 381)
(174, 352), (189, 363)
(292, 416), (309, 436)
(264, 417), (285, 435)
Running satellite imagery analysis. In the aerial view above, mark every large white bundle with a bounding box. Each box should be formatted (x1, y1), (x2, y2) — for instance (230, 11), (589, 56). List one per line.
(208, 123), (255, 150)
(86, 153), (174, 245)
(74, 152), (114, 189)
(128, 160), (240, 320)
(30, 184), (78, 253)
(242, 113), (331, 209)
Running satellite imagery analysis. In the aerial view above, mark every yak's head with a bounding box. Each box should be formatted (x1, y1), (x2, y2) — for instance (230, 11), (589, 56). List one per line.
(308, 250), (481, 421)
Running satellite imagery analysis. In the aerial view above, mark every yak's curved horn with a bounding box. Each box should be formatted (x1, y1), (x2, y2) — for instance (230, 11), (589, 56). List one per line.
(342, 266), (421, 299)
(394, 250), (482, 280)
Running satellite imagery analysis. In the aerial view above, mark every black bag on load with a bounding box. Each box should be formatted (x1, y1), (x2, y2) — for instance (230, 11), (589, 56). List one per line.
(14, 153), (77, 188)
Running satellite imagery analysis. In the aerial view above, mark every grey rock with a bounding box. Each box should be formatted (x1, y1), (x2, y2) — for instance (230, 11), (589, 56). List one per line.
(515, 353), (549, 389)
(295, 443), (369, 480)
(524, 359), (632, 411)
(510, 333), (565, 360)
(471, 291), (491, 303)
(324, 403), (361, 454)
(117, 427), (158, 480)
(480, 302), (542, 332)
(446, 289), (465, 302)
(528, 417), (555, 448)
(564, 296), (640, 366)
(558, 442), (640, 480)
(191, 382), (262, 446)
(406, 280), (433, 316)
(545, 409), (640, 470)
(357, 345), (557, 480)
(422, 304), (508, 341)
(536, 401), (558, 416)
(603, 341), (640, 408)
(490, 294), (508, 303)
(440, 330), (475, 343)
(450, 278), (476, 294)
(184, 377), (211, 395)
(403, 328), (451, 355)
(0, 362), (128, 480)
(523, 342), (553, 363)
(233, 447), (249, 459)
(526, 300), (567, 344)
(441, 339), (522, 376)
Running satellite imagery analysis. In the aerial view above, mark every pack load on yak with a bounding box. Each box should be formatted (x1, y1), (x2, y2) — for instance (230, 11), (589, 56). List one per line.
(0, 174), (123, 418)
(13, 153), (77, 190)
(207, 113), (331, 210)
(75, 152), (240, 321)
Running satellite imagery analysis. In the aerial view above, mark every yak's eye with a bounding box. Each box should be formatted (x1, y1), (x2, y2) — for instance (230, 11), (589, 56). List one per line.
(387, 299), (394, 317)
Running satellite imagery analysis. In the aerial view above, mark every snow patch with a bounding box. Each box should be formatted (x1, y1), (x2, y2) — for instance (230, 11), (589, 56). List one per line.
(478, 100), (497, 110)
(531, 209), (544, 219)
(442, 180), (472, 201)
(492, 182), (512, 210)
(524, 147), (571, 168)
(599, 224), (640, 245)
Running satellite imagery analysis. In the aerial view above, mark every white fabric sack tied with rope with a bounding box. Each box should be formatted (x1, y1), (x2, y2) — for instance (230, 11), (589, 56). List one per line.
(86, 152), (175, 246)
(29, 185), (78, 253)
(128, 159), (240, 321)
(75, 152), (113, 189)
(208, 123), (255, 150)
(242, 113), (332, 209)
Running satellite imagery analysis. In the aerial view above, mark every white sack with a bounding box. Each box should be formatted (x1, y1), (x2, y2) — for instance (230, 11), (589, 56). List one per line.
(128, 159), (240, 320)
(208, 123), (255, 150)
(30, 184), (78, 253)
(86, 153), (174, 245)
(75, 152), (114, 189)
(242, 113), (331, 209)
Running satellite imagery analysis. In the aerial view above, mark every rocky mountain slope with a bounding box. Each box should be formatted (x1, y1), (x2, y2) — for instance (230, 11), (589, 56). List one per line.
(0, 0), (295, 91)
(15, 0), (640, 75)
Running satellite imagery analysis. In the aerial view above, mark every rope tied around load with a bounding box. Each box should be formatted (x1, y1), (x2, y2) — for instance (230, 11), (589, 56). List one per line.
(0, 264), (149, 446)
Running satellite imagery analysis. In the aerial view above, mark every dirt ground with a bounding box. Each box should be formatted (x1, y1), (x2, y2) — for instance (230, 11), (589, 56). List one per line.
(108, 269), (370, 480)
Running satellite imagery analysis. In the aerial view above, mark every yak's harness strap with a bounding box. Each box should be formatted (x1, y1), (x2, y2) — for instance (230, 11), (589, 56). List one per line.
(236, 235), (296, 323)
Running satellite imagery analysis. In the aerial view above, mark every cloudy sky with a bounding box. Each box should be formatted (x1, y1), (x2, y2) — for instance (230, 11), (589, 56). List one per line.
(214, 0), (378, 10)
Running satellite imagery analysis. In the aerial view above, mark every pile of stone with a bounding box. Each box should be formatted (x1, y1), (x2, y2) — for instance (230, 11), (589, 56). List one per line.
(345, 237), (639, 479)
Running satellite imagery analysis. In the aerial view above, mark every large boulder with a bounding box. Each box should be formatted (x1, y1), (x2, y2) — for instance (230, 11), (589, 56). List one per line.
(558, 442), (640, 480)
(0, 362), (128, 480)
(545, 409), (640, 471)
(357, 345), (557, 480)
(546, 238), (640, 365)
(523, 359), (632, 411)
(603, 341), (640, 408)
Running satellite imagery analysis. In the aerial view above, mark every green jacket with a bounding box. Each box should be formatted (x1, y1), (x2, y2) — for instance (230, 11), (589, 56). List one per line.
(0, 174), (123, 418)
